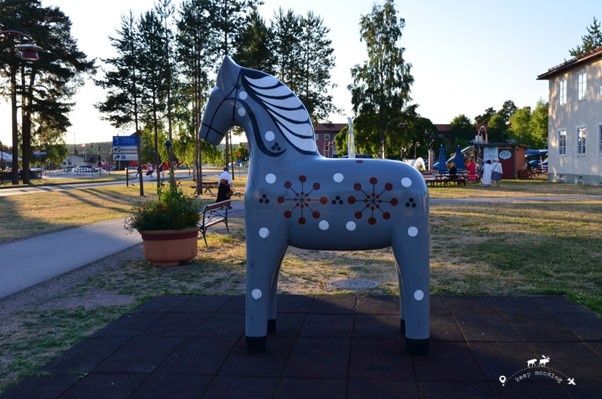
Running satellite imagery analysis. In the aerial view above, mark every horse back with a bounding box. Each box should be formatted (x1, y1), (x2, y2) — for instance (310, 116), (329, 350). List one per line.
(246, 157), (428, 251)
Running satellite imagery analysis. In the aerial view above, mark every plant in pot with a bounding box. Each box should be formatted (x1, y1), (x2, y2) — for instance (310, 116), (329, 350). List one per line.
(125, 141), (202, 266)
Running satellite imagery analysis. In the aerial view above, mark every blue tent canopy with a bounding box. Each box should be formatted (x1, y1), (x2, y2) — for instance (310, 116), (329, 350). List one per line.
(525, 149), (548, 157)
(453, 145), (466, 170)
(437, 145), (448, 174)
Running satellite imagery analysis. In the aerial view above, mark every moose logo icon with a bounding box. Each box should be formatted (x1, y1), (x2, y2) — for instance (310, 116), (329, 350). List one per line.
(499, 355), (576, 387)
(527, 355), (550, 368)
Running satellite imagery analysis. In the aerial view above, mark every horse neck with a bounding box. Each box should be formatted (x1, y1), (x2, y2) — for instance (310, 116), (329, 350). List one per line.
(235, 98), (322, 168)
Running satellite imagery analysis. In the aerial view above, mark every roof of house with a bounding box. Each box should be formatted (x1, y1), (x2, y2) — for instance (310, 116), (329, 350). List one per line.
(537, 46), (602, 80)
(314, 123), (347, 134)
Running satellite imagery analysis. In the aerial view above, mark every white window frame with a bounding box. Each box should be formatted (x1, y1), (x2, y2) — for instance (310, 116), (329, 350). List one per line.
(324, 133), (330, 140)
(577, 127), (586, 155)
(558, 129), (567, 155)
(559, 79), (567, 105)
(578, 72), (587, 101)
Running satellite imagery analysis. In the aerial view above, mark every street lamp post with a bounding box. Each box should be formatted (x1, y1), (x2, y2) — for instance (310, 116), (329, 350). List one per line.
(1, 29), (43, 185)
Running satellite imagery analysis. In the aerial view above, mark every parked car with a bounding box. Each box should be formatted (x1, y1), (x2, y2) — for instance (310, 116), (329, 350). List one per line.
(73, 165), (93, 173)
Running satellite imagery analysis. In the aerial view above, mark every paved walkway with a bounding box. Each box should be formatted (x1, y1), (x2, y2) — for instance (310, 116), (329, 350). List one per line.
(1, 294), (600, 398)
(0, 219), (141, 298)
(0, 201), (245, 299)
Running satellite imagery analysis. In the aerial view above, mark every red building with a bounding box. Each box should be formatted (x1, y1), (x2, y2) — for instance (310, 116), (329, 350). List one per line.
(314, 122), (346, 157)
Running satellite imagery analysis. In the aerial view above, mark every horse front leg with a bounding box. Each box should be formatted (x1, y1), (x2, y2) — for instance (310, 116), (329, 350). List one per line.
(245, 229), (288, 353)
(392, 222), (430, 355)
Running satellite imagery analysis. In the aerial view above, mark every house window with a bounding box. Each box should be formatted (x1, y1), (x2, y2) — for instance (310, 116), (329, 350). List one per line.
(578, 72), (587, 100)
(577, 127), (586, 155)
(559, 130), (567, 155)
(559, 79), (567, 105)
(324, 133), (330, 140)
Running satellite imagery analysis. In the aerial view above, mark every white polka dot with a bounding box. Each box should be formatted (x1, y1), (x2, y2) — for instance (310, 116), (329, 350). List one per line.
(259, 227), (270, 238)
(407, 226), (418, 237)
(252, 289), (262, 299)
(265, 131), (275, 141)
(333, 173), (344, 183)
(346, 221), (356, 231)
(319, 220), (329, 230)
(237, 107), (246, 117)
(238, 91), (248, 100)
(265, 173), (276, 184)
(401, 177), (412, 187)
(414, 290), (424, 301)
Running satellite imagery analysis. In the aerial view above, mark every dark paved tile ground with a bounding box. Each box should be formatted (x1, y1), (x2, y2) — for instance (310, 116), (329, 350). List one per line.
(2, 295), (601, 399)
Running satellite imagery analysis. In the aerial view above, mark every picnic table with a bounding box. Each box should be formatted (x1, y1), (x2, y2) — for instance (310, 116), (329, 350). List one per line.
(422, 171), (467, 187)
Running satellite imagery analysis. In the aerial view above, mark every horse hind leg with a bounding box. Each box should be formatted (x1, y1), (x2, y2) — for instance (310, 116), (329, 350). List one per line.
(267, 250), (287, 335)
(392, 228), (430, 355)
(396, 267), (405, 334)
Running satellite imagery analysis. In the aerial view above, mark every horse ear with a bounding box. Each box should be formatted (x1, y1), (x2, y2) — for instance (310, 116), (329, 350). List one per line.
(217, 56), (239, 87)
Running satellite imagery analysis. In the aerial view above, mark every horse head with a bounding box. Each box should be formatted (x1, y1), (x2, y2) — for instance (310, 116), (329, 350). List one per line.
(199, 56), (318, 157)
(199, 56), (240, 145)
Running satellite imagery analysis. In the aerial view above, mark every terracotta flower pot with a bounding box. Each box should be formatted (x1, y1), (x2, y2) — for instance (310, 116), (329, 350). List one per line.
(139, 228), (199, 266)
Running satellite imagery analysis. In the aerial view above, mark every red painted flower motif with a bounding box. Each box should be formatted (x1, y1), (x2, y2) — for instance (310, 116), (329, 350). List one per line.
(348, 177), (398, 225)
(279, 175), (324, 224)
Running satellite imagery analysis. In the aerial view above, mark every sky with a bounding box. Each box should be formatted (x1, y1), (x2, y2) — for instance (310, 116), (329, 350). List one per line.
(1, 0), (599, 147)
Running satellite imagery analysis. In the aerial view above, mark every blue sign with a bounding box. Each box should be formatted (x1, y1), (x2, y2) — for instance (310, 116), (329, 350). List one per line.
(112, 136), (139, 147)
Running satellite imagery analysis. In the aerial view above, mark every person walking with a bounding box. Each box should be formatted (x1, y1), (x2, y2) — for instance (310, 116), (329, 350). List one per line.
(481, 159), (493, 187)
(216, 166), (233, 203)
(491, 159), (503, 187)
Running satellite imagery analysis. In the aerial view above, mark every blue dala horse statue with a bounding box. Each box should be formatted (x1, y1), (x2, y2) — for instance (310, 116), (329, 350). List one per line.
(200, 57), (430, 355)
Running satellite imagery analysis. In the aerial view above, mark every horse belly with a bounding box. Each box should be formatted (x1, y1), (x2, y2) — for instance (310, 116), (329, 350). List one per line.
(287, 217), (395, 251)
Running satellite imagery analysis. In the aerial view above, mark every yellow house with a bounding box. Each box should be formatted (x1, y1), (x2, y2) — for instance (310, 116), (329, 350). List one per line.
(538, 47), (602, 186)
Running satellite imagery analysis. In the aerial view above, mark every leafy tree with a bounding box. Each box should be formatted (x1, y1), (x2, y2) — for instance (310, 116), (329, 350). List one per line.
(401, 114), (436, 159)
(448, 114), (473, 147)
(498, 100), (517, 121)
(569, 17), (602, 57)
(507, 106), (532, 146)
(348, 0), (414, 159)
(529, 100), (548, 148)
(487, 113), (508, 143)
(1, 0), (93, 184)
(507, 101), (548, 148)
(474, 107), (496, 127)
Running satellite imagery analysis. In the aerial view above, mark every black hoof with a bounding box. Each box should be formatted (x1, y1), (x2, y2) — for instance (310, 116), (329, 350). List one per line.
(400, 319), (406, 335)
(246, 336), (267, 353)
(267, 319), (277, 335)
(405, 338), (429, 355)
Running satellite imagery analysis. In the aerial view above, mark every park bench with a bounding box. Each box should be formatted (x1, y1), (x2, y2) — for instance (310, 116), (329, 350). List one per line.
(198, 200), (230, 246)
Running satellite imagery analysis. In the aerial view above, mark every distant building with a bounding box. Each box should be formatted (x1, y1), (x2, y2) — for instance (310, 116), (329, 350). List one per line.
(314, 122), (346, 158)
(538, 47), (602, 186)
